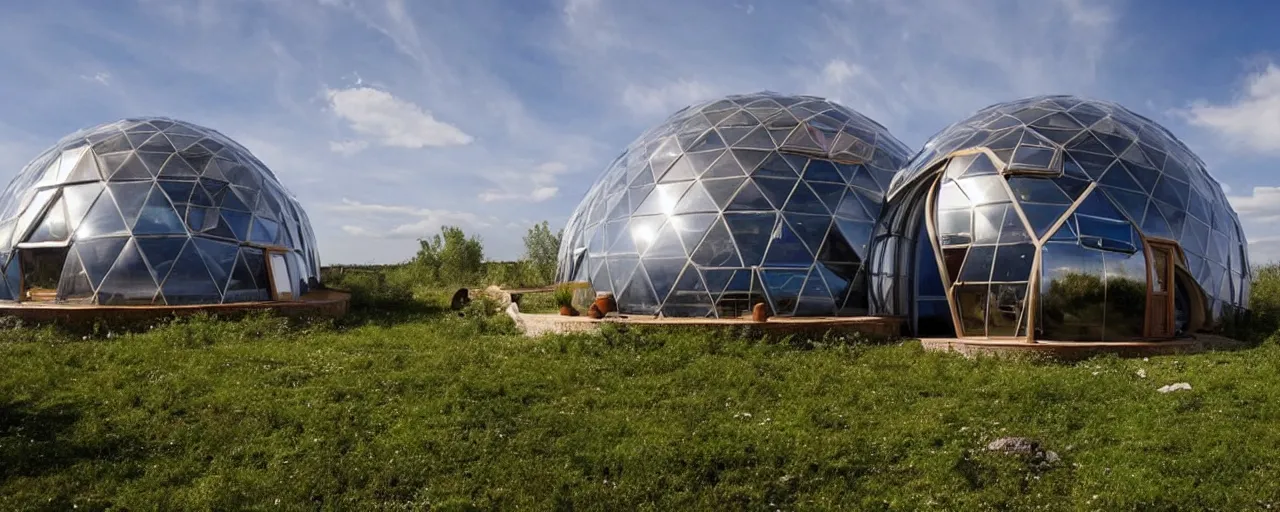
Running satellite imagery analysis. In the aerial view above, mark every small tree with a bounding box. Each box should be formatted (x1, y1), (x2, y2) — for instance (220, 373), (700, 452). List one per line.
(522, 221), (562, 286)
(416, 226), (485, 286)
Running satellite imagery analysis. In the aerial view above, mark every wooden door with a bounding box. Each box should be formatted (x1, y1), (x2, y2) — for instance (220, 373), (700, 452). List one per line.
(1147, 242), (1176, 338)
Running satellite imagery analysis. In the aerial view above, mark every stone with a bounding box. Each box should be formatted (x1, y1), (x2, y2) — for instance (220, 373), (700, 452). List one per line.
(986, 437), (1059, 466)
(506, 302), (524, 331)
(1158, 382), (1192, 393)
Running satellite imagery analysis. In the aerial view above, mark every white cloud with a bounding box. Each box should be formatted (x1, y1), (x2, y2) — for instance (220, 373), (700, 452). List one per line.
(79, 71), (111, 86)
(621, 79), (718, 117)
(1182, 63), (1280, 154)
(479, 161), (569, 203)
(325, 86), (473, 149)
(328, 139), (369, 155)
(334, 198), (491, 239)
(1228, 186), (1280, 224)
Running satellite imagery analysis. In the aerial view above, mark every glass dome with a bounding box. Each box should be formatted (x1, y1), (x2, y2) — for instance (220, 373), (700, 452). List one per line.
(871, 95), (1250, 341)
(0, 117), (322, 305)
(557, 91), (911, 317)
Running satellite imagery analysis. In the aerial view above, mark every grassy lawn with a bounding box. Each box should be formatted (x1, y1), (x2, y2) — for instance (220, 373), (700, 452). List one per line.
(3, 288), (1280, 510)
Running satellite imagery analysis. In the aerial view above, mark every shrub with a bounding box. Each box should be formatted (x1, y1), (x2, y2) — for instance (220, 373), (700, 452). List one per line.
(552, 284), (575, 308)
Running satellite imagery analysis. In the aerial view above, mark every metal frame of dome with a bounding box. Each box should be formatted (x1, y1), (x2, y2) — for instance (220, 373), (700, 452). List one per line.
(871, 95), (1250, 342)
(0, 117), (322, 305)
(557, 91), (911, 318)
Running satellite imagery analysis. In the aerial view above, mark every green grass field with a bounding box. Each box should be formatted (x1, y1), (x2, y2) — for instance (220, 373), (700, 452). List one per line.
(4, 272), (1280, 510)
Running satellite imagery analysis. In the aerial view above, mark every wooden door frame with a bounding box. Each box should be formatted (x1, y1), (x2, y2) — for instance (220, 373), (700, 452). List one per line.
(1143, 239), (1178, 338)
(263, 248), (295, 301)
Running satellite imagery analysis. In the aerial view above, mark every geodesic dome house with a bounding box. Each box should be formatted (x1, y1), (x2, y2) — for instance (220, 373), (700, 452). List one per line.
(0, 117), (322, 306)
(557, 91), (912, 318)
(870, 95), (1250, 341)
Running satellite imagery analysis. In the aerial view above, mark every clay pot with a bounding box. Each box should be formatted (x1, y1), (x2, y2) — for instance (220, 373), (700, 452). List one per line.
(587, 303), (604, 319)
(592, 292), (617, 316)
(751, 302), (769, 322)
(559, 305), (580, 317)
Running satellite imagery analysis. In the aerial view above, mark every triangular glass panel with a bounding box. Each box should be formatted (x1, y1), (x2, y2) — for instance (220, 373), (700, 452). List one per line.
(784, 213), (831, 254)
(1100, 187), (1149, 225)
(73, 236), (129, 290)
(701, 268), (736, 298)
(673, 182), (718, 214)
(689, 219), (742, 267)
(716, 109), (758, 127)
(62, 182), (103, 235)
(642, 257), (685, 303)
(833, 190), (871, 221)
(96, 238), (160, 305)
(717, 126), (754, 145)
(809, 182), (845, 212)
(135, 237), (188, 284)
(701, 151), (746, 178)
(755, 177), (797, 209)
(760, 269), (807, 316)
(724, 212), (776, 266)
(107, 182), (152, 227)
(55, 247), (94, 301)
(782, 182), (828, 215)
(1097, 162), (1142, 192)
(159, 154), (199, 178)
(616, 265), (659, 315)
(684, 150), (726, 176)
(783, 128), (823, 152)
(159, 181), (196, 206)
(687, 130), (726, 152)
(251, 217), (281, 245)
(1140, 205), (1173, 239)
(671, 213), (718, 253)
(106, 152), (152, 181)
(1153, 199), (1186, 237)
(803, 160), (843, 183)
(92, 134), (132, 154)
(1153, 175), (1189, 209)
(136, 152), (171, 176)
(74, 193), (129, 240)
(658, 155), (698, 182)
(138, 133), (177, 153)
(190, 185), (215, 208)
(131, 187), (188, 236)
(26, 196), (69, 243)
(731, 149), (770, 175)
(700, 178), (745, 210)
(220, 186), (253, 212)
(754, 152), (798, 178)
(1007, 177), (1070, 205)
(167, 134), (202, 151)
(1053, 176), (1090, 201)
(833, 218), (874, 256)
(606, 255), (640, 297)
(736, 127), (776, 150)
(221, 210), (253, 241)
(632, 181), (692, 216)
(764, 221), (813, 268)
(160, 241), (222, 305)
(793, 268), (837, 316)
(1021, 203), (1070, 240)
(643, 221), (686, 258)
(66, 150), (102, 182)
(126, 131), (154, 149)
(202, 158), (229, 181)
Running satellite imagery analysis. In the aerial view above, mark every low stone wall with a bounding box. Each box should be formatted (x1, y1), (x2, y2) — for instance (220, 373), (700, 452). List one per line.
(516, 312), (904, 340)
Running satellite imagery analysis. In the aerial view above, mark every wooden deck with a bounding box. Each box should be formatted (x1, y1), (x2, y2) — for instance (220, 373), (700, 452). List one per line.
(0, 289), (350, 326)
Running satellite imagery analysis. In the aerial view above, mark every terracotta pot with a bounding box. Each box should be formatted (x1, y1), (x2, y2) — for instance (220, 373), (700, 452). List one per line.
(559, 305), (579, 317)
(587, 303), (604, 319)
(592, 293), (617, 315)
(751, 303), (769, 322)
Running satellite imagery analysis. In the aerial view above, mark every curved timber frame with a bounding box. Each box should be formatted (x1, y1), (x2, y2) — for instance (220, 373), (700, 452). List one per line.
(901, 148), (1213, 343)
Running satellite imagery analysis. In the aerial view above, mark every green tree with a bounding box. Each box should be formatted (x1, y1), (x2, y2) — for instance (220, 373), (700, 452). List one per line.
(521, 221), (562, 286)
(415, 226), (485, 286)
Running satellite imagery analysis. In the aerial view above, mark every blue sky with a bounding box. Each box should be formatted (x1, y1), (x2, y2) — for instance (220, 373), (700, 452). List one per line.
(2, 0), (1280, 265)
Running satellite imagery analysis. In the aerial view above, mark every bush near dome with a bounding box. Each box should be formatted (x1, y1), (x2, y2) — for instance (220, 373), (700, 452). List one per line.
(871, 95), (1250, 341)
(557, 91), (911, 318)
(0, 117), (322, 305)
